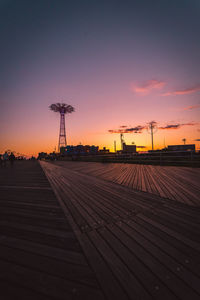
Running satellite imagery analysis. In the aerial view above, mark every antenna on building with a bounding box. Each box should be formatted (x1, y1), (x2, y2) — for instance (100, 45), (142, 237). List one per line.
(120, 133), (125, 150)
(49, 103), (75, 152)
(114, 140), (116, 153)
(163, 137), (166, 148)
(147, 121), (157, 150)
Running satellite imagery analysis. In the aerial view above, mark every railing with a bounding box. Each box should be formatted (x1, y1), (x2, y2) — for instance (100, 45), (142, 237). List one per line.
(73, 152), (200, 167)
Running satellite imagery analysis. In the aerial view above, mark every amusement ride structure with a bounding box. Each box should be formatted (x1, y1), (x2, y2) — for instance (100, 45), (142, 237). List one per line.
(49, 103), (75, 151)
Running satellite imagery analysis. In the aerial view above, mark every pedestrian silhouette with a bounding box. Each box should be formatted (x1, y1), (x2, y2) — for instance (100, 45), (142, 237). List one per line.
(9, 152), (15, 167)
(2, 151), (9, 167)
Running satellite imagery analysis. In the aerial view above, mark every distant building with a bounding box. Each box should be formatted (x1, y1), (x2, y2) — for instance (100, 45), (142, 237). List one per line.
(167, 144), (195, 152)
(38, 152), (48, 160)
(63, 145), (99, 155)
(99, 147), (110, 154)
(122, 143), (137, 153)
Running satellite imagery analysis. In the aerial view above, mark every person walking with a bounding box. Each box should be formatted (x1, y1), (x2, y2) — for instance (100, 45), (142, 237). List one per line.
(2, 151), (9, 167)
(9, 152), (15, 167)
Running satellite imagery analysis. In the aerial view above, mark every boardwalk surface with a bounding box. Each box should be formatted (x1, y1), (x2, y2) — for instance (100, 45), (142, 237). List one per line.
(0, 161), (104, 300)
(41, 161), (200, 300)
(54, 161), (200, 206)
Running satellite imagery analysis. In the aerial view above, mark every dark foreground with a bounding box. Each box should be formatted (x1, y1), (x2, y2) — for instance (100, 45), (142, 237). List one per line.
(0, 161), (104, 300)
(0, 161), (200, 299)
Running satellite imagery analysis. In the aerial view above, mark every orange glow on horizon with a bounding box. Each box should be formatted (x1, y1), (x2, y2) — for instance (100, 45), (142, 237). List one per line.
(1, 122), (200, 157)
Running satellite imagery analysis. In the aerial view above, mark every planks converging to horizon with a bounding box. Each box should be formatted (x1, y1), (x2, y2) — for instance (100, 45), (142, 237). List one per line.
(0, 160), (200, 300)
(41, 161), (200, 300)
(53, 161), (200, 206)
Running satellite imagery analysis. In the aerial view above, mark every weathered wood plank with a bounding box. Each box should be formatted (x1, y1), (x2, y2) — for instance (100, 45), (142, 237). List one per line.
(41, 161), (200, 300)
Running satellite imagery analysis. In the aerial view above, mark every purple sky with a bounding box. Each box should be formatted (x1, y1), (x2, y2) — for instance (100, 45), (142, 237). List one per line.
(1, 0), (200, 155)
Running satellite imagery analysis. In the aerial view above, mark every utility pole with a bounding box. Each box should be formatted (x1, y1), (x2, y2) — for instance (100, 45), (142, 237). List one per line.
(147, 121), (157, 151)
(114, 140), (116, 153)
(150, 123), (154, 150)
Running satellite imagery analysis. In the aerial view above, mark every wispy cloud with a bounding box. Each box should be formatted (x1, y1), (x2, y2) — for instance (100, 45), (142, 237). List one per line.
(131, 79), (165, 95)
(162, 84), (200, 96)
(108, 125), (146, 134)
(109, 121), (198, 134)
(159, 122), (197, 130)
(183, 104), (200, 111)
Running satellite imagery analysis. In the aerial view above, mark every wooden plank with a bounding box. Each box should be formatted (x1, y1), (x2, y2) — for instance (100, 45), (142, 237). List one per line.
(0, 259), (104, 300)
(41, 162), (131, 300)
(108, 222), (200, 299)
(57, 161), (200, 206)
(0, 280), (52, 300)
(125, 217), (200, 277)
(98, 226), (177, 300)
(41, 161), (200, 299)
(139, 214), (200, 252)
(0, 235), (87, 266)
(0, 245), (99, 288)
(0, 161), (105, 300)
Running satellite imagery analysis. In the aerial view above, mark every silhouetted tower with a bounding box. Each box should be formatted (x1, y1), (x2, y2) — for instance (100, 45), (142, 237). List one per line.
(148, 121), (157, 151)
(49, 103), (75, 151)
(182, 138), (186, 145)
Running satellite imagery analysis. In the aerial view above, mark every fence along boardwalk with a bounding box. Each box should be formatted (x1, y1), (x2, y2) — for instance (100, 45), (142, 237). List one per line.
(0, 161), (104, 300)
(54, 161), (200, 206)
(41, 161), (200, 300)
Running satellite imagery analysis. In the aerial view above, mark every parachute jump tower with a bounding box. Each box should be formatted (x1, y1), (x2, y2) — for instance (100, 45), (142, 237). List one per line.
(49, 103), (75, 152)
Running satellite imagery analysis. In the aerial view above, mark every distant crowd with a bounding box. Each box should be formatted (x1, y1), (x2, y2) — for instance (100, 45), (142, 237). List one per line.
(0, 151), (16, 167)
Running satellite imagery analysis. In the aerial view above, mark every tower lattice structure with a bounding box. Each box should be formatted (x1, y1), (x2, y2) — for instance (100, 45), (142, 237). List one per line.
(49, 103), (75, 152)
(58, 110), (67, 150)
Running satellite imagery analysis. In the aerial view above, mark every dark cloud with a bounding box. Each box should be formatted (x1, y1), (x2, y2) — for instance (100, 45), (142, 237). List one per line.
(194, 139), (200, 141)
(109, 121), (198, 134)
(159, 122), (197, 130)
(108, 125), (146, 134)
(159, 124), (180, 129)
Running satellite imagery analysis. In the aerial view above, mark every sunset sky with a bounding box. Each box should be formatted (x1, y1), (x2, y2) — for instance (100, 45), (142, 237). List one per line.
(1, 0), (200, 156)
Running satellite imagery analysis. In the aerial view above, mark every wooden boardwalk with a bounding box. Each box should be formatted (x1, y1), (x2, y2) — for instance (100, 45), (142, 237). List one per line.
(0, 161), (104, 300)
(41, 161), (200, 300)
(54, 161), (200, 206)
